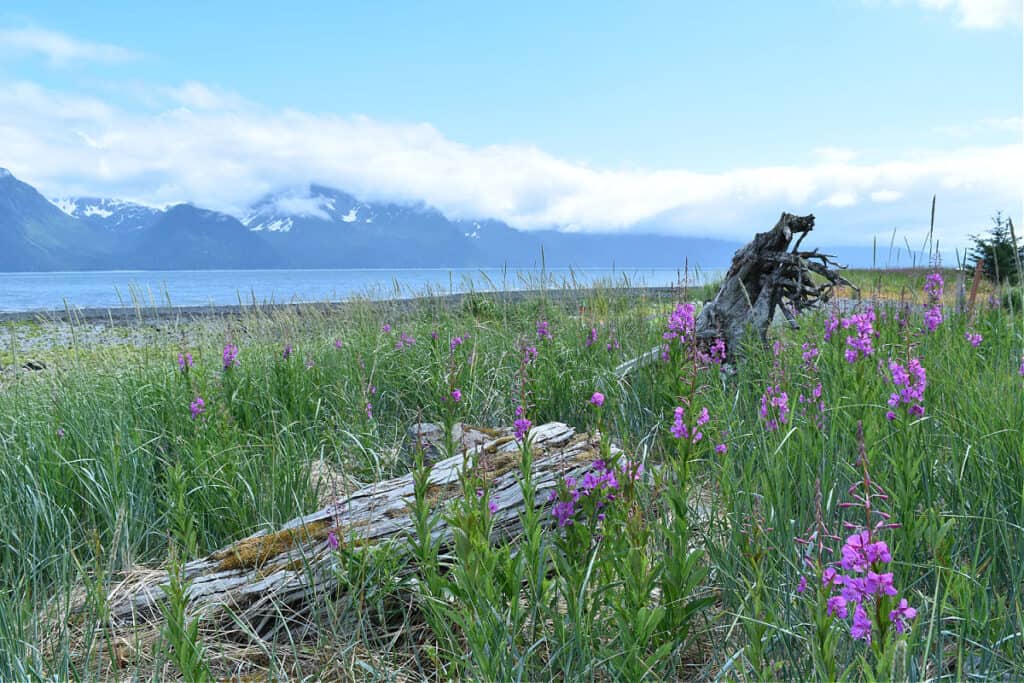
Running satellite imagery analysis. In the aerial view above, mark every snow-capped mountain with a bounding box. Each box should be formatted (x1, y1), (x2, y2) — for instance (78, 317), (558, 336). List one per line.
(1, 169), (745, 271)
(50, 197), (161, 232)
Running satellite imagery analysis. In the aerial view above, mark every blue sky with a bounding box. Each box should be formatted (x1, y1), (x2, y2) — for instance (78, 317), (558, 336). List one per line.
(0, 1), (1020, 251)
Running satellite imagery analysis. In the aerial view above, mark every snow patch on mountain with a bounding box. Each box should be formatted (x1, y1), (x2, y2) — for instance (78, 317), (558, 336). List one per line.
(248, 217), (294, 232)
(82, 205), (114, 218)
(51, 197), (78, 216)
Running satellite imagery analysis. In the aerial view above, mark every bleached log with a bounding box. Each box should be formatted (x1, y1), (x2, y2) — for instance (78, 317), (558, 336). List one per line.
(103, 422), (615, 639)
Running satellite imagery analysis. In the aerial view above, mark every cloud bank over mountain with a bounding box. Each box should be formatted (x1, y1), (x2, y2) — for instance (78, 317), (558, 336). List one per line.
(2, 78), (1018, 250)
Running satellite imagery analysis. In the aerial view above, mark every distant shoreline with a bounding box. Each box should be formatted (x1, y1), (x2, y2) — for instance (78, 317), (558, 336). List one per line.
(0, 286), (689, 325)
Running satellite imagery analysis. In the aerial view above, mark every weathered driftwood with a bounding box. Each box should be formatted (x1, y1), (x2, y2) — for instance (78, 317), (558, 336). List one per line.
(103, 422), (615, 639)
(694, 212), (853, 358)
(616, 212), (853, 377)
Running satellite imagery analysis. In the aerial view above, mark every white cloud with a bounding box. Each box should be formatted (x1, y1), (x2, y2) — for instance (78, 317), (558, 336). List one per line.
(913, 0), (1021, 28)
(165, 81), (248, 111)
(933, 116), (1022, 138)
(0, 80), (1019, 247)
(870, 189), (904, 202)
(0, 27), (138, 65)
(820, 191), (860, 208)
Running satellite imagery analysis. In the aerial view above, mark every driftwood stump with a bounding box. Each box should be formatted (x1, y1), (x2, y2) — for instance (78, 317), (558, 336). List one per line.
(101, 422), (615, 640)
(694, 212), (853, 360)
(616, 213), (853, 376)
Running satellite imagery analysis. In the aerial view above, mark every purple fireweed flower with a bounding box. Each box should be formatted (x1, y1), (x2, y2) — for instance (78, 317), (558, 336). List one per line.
(797, 575), (808, 593)
(523, 345), (538, 364)
(552, 500), (575, 527)
(965, 331), (983, 347)
(715, 443), (727, 454)
(451, 388), (462, 402)
(924, 272), (944, 302)
(488, 499), (498, 514)
(513, 406), (531, 441)
(536, 320), (552, 340)
(822, 567), (843, 586)
(670, 406), (688, 440)
(665, 302), (696, 339)
(56, 427), (65, 438)
(924, 305), (943, 333)
(759, 385), (790, 431)
(827, 595), (849, 619)
(189, 396), (205, 420)
(327, 530), (339, 550)
(178, 352), (193, 371)
(590, 392), (605, 407)
(887, 358), (927, 418)
(851, 604), (872, 642)
(585, 327), (598, 347)
(449, 335), (466, 351)
(841, 308), (877, 362)
(222, 344), (239, 369)
(283, 344), (293, 360)
(381, 323), (391, 333)
(696, 406), (710, 426)
(824, 314), (840, 341)
(865, 571), (898, 596)
(1020, 356), (1024, 376)
(334, 338), (343, 349)
(606, 339), (621, 351)
(709, 338), (727, 364)
(365, 402), (373, 420)
(801, 342), (819, 368)
(889, 598), (917, 633)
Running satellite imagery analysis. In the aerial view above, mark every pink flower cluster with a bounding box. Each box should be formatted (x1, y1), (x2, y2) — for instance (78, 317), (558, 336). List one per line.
(924, 272), (943, 301)
(663, 302), (696, 344)
(536, 320), (552, 340)
(548, 459), (641, 527)
(189, 396), (205, 420)
(671, 405), (709, 442)
(222, 343), (240, 369)
(697, 338), (727, 365)
(964, 331), (983, 347)
(923, 273), (944, 333)
(840, 308), (877, 363)
(820, 531), (916, 641)
(395, 332), (416, 350)
(886, 358), (926, 420)
(759, 385), (790, 432)
(513, 405), (531, 441)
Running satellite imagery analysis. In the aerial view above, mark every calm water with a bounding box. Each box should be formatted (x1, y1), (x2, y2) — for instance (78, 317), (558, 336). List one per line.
(0, 267), (720, 313)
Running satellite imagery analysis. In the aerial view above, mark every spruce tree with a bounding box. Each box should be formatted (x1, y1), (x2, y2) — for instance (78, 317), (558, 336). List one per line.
(968, 212), (1023, 285)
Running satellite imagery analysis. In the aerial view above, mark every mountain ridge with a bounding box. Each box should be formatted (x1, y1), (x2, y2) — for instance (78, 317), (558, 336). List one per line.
(0, 168), (743, 271)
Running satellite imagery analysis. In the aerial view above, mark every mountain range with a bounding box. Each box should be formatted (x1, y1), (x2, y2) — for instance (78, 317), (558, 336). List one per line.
(0, 168), (742, 272)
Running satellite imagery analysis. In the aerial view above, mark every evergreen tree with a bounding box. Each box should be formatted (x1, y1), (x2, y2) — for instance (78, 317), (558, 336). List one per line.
(969, 212), (1023, 284)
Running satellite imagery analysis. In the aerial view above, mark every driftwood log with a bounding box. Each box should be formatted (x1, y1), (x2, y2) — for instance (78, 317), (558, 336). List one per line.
(693, 212), (853, 359)
(102, 422), (616, 639)
(617, 212), (853, 376)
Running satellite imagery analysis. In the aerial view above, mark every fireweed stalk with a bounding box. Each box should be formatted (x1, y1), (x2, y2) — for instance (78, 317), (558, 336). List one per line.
(923, 273), (944, 333)
(797, 424), (917, 679)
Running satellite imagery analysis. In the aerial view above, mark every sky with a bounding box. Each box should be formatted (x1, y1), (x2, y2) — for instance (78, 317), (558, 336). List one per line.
(0, 0), (1021, 254)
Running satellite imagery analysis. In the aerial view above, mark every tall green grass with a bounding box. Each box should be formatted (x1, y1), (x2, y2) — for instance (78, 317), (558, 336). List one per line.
(0, 271), (1020, 680)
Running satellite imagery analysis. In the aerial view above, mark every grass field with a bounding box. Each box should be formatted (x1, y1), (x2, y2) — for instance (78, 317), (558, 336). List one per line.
(0, 268), (1021, 680)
